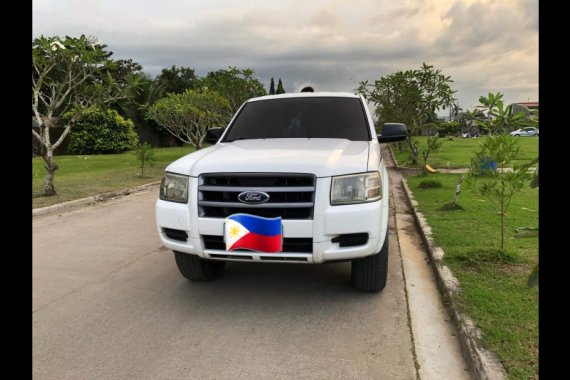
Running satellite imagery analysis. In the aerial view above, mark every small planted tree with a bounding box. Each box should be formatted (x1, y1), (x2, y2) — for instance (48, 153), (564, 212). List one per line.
(440, 175), (465, 211)
(269, 77), (275, 95)
(135, 142), (157, 177)
(146, 89), (230, 149)
(466, 135), (533, 250)
(428, 135), (442, 155)
(420, 135), (442, 174)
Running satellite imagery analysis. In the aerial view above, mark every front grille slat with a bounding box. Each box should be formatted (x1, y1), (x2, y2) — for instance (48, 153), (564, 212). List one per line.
(198, 201), (314, 208)
(199, 185), (315, 193)
(199, 173), (316, 220)
(203, 235), (313, 253)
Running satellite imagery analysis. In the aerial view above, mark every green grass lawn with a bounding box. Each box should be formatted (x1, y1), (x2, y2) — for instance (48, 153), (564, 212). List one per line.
(33, 147), (194, 208)
(392, 136), (538, 168)
(406, 173), (538, 379)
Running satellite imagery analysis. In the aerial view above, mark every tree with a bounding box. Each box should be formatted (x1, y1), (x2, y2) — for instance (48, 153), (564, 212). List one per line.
(146, 89), (230, 149)
(358, 63), (456, 165)
(135, 142), (157, 177)
(32, 35), (133, 195)
(460, 109), (485, 136)
(198, 67), (266, 124)
(276, 78), (285, 94)
(475, 92), (531, 135)
(269, 77), (275, 95)
(466, 135), (533, 251)
(420, 135), (442, 175)
(440, 175), (465, 211)
(116, 73), (170, 138)
(104, 58), (144, 88)
(154, 65), (198, 95)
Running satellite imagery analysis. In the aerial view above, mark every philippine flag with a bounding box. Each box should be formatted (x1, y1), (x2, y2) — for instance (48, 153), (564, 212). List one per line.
(224, 214), (282, 253)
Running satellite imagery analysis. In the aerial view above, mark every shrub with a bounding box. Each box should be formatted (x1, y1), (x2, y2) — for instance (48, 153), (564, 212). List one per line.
(418, 179), (443, 189)
(438, 121), (461, 136)
(67, 108), (138, 154)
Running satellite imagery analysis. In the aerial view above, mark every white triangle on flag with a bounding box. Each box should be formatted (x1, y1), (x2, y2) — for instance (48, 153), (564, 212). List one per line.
(225, 218), (250, 250)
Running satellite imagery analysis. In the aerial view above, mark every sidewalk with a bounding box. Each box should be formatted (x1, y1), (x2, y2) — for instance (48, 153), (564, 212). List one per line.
(384, 143), (507, 380)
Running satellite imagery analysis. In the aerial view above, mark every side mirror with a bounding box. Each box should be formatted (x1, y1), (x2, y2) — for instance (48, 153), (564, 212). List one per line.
(378, 123), (407, 143)
(206, 128), (223, 144)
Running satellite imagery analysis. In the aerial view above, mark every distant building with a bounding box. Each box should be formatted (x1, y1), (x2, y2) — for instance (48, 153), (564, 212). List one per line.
(512, 101), (538, 117)
(511, 102), (539, 126)
(514, 101), (539, 111)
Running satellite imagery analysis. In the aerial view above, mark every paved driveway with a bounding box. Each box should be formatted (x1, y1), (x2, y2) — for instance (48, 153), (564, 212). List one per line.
(33, 191), (416, 379)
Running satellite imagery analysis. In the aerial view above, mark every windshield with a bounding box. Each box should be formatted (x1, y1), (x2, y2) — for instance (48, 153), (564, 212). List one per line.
(223, 97), (371, 142)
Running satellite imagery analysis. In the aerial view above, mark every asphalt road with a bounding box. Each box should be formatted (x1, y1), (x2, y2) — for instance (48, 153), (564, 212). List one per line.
(33, 190), (418, 380)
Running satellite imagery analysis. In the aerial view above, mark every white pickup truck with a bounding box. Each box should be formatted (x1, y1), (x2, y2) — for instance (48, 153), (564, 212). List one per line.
(155, 92), (406, 291)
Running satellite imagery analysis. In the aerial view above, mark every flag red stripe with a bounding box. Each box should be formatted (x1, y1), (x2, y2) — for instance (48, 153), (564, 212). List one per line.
(228, 232), (282, 253)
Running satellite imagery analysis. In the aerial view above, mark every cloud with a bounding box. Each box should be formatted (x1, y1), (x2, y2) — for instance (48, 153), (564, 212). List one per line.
(33, 0), (538, 111)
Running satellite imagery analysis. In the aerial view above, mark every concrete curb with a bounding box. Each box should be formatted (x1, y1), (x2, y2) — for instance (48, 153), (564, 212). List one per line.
(387, 143), (506, 379)
(400, 178), (506, 380)
(32, 181), (160, 218)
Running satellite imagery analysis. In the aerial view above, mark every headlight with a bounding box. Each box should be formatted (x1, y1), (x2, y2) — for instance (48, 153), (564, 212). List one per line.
(160, 173), (189, 203)
(331, 172), (381, 205)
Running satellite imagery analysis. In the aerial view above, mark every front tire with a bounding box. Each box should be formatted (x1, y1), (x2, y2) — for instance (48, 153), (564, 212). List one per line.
(351, 234), (389, 292)
(174, 251), (225, 281)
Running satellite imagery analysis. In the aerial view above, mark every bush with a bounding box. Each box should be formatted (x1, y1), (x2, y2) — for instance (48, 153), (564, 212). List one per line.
(418, 179), (443, 189)
(437, 121), (460, 136)
(439, 202), (464, 211)
(67, 108), (138, 154)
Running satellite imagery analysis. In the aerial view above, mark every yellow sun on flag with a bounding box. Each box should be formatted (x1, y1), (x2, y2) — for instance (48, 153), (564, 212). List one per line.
(229, 225), (240, 239)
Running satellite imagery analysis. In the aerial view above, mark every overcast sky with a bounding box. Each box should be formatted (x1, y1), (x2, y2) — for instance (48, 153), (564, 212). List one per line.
(33, 0), (538, 113)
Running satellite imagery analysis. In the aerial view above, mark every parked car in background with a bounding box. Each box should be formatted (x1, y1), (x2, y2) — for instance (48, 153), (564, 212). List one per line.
(509, 127), (539, 137)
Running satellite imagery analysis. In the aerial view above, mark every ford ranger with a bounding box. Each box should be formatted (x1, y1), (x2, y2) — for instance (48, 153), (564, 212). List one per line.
(155, 92), (406, 292)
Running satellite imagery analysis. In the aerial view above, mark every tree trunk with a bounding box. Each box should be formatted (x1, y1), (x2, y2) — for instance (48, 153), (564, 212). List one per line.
(421, 150), (429, 175)
(42, 149), (59, 196)
(451, 175), (464, 204)
(406, 136), (419, 165)
(500, 211), (504, 250)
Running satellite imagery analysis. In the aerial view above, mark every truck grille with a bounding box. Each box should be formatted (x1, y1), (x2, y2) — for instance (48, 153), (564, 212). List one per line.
(203, 235), (313, 253)
(198, 173), (316, 220)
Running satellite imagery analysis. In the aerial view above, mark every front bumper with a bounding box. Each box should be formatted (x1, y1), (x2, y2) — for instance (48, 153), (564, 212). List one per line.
(156, 177), (389, 263)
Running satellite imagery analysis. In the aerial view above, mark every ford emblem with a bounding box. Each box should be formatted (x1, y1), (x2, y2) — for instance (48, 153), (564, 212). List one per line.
(238, 191), (270, 204)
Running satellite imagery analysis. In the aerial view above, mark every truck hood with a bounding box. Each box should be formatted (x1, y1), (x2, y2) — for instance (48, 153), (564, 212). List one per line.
(166, 138), (370, 177)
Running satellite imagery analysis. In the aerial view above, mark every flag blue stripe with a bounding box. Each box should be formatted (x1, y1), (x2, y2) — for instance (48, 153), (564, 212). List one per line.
(228, 214), (282, 236)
